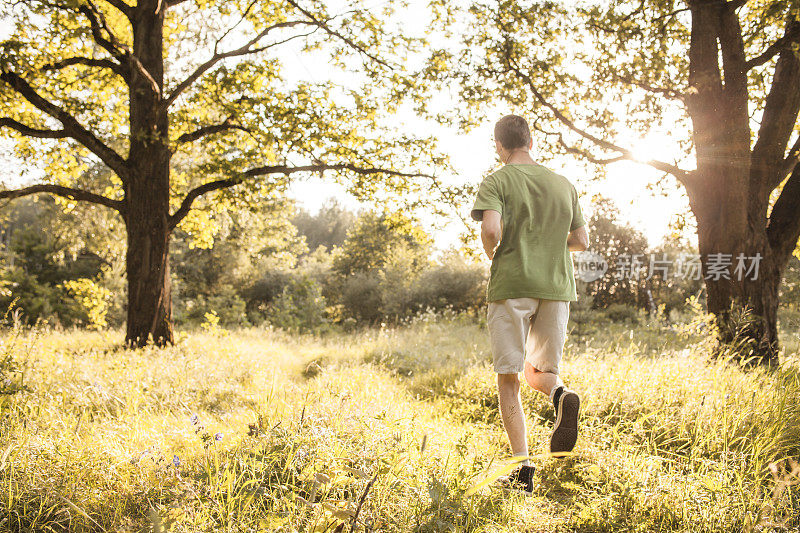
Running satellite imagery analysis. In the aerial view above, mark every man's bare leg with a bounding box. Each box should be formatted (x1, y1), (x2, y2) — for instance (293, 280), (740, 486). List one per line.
(523, 360), (563, 396)
(497, 373), (529, 464)
(524, 360), (578, 455)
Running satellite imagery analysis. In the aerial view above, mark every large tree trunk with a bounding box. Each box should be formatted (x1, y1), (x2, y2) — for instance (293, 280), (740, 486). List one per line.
(125, 201), (174, 347)
(690, 184), (781, 366)
(124, 0), (174, 347)
(683, 0), (800, 366)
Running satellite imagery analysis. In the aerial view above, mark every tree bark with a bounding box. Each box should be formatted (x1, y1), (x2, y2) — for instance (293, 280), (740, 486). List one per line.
(691, 184), (780, 365)
(125, 203), (174, 347)
(683, 0), (797, 366)
(124, 0), (174, 347)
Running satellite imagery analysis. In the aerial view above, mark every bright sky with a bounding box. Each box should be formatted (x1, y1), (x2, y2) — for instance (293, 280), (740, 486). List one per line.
(0, 2), (694, 251)
(280, 1), (693, 250)
(288, 122), (693, 251)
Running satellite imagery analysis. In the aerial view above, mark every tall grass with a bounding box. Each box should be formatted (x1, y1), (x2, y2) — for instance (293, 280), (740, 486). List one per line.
(0, 311), (798, 532)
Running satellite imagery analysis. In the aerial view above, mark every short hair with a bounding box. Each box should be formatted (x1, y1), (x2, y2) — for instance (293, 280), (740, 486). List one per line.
(494, 114), (531, 150)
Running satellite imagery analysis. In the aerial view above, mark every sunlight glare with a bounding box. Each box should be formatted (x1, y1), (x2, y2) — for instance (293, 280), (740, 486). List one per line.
(630, 136), (662, 163)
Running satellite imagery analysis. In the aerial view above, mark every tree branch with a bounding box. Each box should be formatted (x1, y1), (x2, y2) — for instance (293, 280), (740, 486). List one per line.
(102, 0), (132, 18)
(0, 118), (69, 139)
(0, 183), (124, 212)
(174, 118), (251, 145)
(551, 132), (627, 165)
(767, 163), (800, 270)
(504, 59), (692, 185)
(42, 56), (124, 77)
(169, 163), (434, 228)
(780, 135), (800, 177)
(611, 72), (684, 99)
(128, 54), (160, 94)
(77, 3), (127, 59)
(42, 2), (156, 90)
(0, 70), (129, 179)
(746, 20), (800, 70)
(751, 16), (800, 193)
(283, 0), (391, 68)
(653, 7), (691, 21)
(79, 1), (159, 92)
(163, 21), (312, 108)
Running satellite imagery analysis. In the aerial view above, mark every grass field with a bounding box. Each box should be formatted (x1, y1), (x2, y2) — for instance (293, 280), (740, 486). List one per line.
(1, 310), (799, 532)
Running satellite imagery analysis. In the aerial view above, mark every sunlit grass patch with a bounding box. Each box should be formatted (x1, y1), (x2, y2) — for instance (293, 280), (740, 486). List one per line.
(1, 317), (798, 531)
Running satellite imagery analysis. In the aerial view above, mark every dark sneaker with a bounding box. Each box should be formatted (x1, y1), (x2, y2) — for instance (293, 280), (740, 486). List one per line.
(496, 464), (535, 495)
(550, 389), (580, 456)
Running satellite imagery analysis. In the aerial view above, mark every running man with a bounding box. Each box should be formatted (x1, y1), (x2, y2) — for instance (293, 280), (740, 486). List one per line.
(470, 114), (590, 494)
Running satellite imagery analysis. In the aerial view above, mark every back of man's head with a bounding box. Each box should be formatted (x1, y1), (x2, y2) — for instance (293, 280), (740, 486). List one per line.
(494, 114), (531, 150)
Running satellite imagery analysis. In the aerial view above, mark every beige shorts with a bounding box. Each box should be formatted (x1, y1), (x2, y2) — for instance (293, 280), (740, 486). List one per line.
(487, 298), (569, 375)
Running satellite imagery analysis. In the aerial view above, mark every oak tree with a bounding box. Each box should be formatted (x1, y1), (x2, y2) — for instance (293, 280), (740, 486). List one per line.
(448, 0), (800, 364)
(0, 0), (448, 346)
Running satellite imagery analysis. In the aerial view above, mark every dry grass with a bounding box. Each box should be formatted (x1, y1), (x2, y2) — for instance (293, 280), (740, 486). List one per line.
(0, 312), (798, 532)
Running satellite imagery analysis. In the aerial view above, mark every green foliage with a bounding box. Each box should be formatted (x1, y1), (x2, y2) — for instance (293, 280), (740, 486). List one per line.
(647, 228), (705, 318)
(0, 197), (488, 331)
(0, 0), (461, 230)
(405, 252), (487, 315)
(242, 244), (334, 327)
(441, 0), (792, 168)
(292, 199), (356, 253)
(584, 196), (649, 308)
(188, 290), (250, 329)
(328, 211), (486, 325)
(268, 275), (328, 333)
(59, 278), (112, 330)
(335, 255), (488, 326)
(0, 266), (79, 326)
(601, 303), (640, 324)
(675, 292), (775, 365)
(172, 198), (305, 327)
(332, 211), (432, 277)
(568, 280), (597, 336)
(569, 196), (704, 319)
(0, 304), (30, 397)
(780, 255), (800, 309)
(339, 271), (383, 324)
(200, 310), (225, 337)
(0, 197), (110, 327)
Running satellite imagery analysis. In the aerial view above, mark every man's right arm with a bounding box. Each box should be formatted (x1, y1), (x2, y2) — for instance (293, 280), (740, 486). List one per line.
(481, 209), (503, 259)
(568, 225), (589, 252)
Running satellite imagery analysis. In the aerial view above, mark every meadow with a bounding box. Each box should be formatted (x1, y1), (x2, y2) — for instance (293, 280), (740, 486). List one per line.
(1, 309), (799, 532)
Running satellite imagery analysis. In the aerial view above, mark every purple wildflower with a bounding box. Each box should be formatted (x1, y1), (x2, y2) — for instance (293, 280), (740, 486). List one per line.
(189, 413), (199, 425)
(215, 432), (223, 441)
(172, 454), (180, 468)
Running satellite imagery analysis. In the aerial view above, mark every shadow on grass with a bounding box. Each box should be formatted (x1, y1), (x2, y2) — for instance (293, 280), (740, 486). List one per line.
(413, 475), (513, 533)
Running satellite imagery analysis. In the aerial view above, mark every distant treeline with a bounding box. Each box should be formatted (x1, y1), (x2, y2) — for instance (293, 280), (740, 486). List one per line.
(1, 196), (798, 331)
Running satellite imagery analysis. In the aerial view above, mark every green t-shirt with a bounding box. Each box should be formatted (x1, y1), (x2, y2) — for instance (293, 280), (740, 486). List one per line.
(471, 163), (585, 302)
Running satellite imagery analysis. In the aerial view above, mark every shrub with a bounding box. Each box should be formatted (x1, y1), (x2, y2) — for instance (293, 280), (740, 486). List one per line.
(0, 268), (83, 327)
(339, 272), (382, 324)
(59, 278), (112, 329)
(407, 259), (486, 315)
(176, 289), (250, 328)
(377, 243), (421, 319)
(569, 280), (598, 335)
(268, 276), (327, 332)
(333, 252), (486, 325)
(603, 303), (640, 323)
(0, 303), (31, 396)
